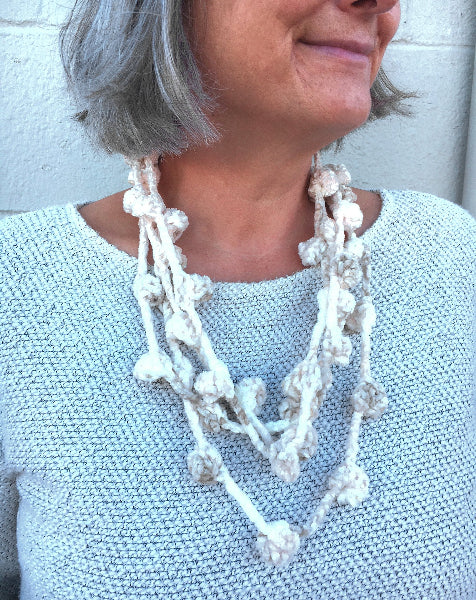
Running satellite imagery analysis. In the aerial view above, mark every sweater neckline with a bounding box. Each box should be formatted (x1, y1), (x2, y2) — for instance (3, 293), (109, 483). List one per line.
(66, 189), (392, 290)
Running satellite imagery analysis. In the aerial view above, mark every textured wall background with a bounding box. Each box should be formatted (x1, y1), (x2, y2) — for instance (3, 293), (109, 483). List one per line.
(1, 0), (475, 218)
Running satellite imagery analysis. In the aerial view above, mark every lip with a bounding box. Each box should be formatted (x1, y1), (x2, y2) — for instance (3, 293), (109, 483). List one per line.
(298, 38), (374, 63)
(301, 38), (374, 56)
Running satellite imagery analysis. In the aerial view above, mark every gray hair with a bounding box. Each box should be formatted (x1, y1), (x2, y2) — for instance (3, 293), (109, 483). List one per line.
(60, 0), (413, 158)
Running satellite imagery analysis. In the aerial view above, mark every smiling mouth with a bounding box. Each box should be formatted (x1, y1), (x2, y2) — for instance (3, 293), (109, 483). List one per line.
(298, 39), (374, 64)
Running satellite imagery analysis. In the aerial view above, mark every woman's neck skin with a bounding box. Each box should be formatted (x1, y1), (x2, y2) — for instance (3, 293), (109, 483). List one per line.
(156, 137), (316, 281)
(79, 138), (381, 282)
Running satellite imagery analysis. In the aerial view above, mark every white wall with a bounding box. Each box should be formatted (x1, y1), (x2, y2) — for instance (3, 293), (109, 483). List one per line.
(1, 0), (475, 218)
(462, 51), (476, 215)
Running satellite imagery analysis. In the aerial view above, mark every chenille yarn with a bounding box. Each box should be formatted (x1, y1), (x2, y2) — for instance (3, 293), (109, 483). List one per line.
(124, 155), (387, 566)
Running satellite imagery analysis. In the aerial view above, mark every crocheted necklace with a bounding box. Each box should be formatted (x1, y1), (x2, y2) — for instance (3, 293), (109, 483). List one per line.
(123, 154), (387, 567)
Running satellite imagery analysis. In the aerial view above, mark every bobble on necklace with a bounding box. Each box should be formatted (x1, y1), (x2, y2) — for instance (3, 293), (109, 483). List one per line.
(124, 153), (387, 565)
(351, 378), (388, 419)
(187, 444), (223, 485)
(256, 521), (301, 567)
(328, 463), (370, 507)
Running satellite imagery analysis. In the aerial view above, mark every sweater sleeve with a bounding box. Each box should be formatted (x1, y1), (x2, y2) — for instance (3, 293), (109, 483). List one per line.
(0, 219), (21, 599)
(0, 436), (20, 599)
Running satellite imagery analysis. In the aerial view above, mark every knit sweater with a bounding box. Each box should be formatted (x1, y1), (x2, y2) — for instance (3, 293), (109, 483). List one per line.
(0, 190), (475, 600)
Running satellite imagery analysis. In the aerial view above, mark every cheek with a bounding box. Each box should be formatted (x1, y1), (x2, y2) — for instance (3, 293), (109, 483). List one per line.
(372, 6), (400, 80)
(385, 4), (401, 43)
(191, 12), (293, 101)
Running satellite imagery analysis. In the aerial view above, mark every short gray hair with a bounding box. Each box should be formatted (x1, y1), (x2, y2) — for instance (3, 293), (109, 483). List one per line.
(60, 0), (413, 158)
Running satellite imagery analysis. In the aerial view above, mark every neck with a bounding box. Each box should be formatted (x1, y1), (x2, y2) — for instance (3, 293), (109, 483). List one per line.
(157, 142), (317, 281)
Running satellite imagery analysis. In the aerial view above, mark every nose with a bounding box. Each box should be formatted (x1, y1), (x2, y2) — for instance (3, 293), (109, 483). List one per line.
(336, 0), (399, 14)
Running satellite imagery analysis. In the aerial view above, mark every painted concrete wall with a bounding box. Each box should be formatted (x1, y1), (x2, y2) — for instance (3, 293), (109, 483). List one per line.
(1, 0), (475, 218)
(462, 51), (476, 215)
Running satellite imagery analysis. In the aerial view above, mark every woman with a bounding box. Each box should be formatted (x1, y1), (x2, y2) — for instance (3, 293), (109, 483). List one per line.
(1, 0), (475, 598)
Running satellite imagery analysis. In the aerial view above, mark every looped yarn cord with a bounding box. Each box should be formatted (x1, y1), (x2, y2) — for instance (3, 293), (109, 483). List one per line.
(123, 154), (387, 566)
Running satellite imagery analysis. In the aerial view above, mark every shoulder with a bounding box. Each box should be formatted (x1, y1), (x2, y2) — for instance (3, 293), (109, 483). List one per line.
(370, 191), (476, 320)
(380, 189), (476, 240)
(0, 201), (112, 275)
(375, 190), (476, 265)
(0, 204), (90, 307)
(0, 204), (77, 266)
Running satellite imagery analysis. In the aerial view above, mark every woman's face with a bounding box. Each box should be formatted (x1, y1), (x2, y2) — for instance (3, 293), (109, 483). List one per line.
(188, 0), (400, 145)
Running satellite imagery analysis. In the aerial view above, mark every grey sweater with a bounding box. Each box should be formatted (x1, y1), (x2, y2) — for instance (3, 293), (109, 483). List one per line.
(0, 189), (475, 599)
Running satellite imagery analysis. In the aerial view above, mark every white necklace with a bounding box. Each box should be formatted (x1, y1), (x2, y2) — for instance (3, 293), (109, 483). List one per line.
(123, 154), (387, 567)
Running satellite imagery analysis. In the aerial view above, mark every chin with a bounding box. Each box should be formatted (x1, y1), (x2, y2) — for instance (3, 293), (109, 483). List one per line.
(323, 92), (372, 138)
(335, 106), (371, 137)
(292, 81), (372, 142)
(292, 108), (369, 151)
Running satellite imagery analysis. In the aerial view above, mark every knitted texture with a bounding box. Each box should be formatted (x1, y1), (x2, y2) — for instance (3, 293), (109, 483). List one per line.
(0, 190), (475, 599)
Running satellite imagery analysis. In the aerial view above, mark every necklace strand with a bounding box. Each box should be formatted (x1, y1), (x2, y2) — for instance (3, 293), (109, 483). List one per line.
(123, 154), (387, 566)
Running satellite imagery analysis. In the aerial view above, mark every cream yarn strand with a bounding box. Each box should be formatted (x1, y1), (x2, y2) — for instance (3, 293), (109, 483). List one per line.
(123, 154), (387, 567)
